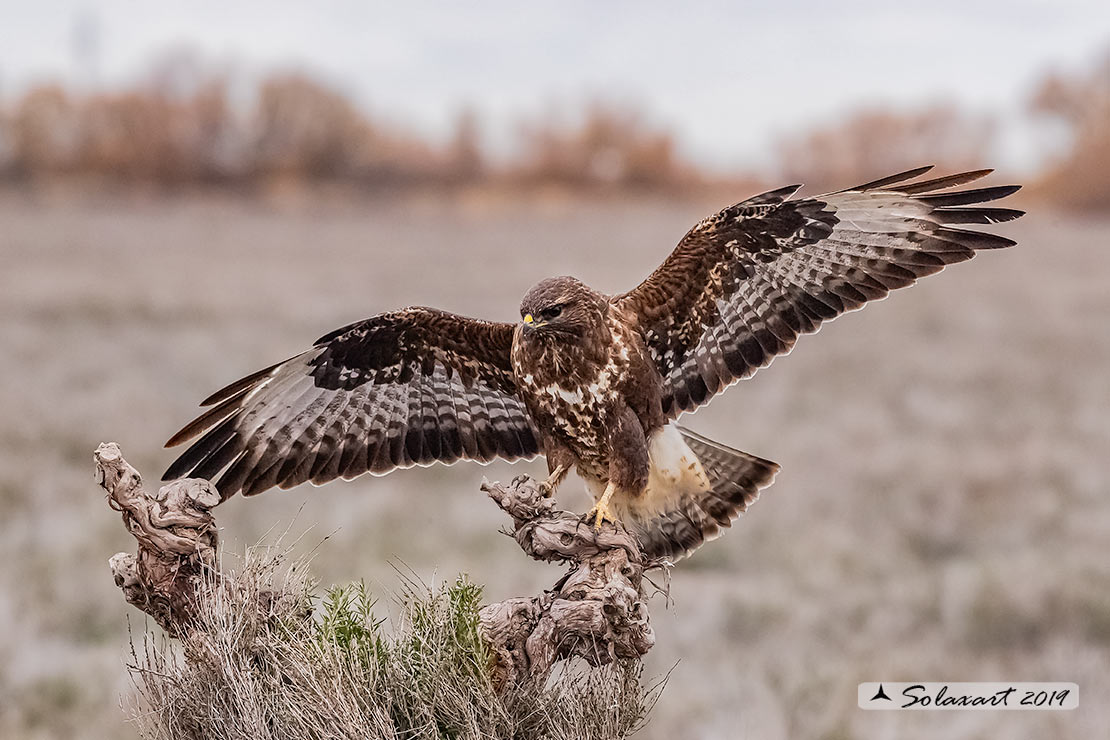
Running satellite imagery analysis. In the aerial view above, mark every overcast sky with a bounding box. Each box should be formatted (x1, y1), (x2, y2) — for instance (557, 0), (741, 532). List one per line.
(2, 1), (1108, 173)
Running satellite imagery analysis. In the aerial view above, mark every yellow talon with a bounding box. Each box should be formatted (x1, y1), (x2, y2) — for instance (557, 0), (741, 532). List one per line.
(539, 464), (567, 497)
(588, 481), (618, 530)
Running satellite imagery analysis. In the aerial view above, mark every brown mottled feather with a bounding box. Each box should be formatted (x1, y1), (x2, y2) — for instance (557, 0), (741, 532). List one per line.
(615, 168), (1022, 417)
(164, 307), (540, 499)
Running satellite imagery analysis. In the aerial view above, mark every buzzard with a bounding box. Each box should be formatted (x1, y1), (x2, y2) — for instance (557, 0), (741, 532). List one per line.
(164, 166), (1021, 560)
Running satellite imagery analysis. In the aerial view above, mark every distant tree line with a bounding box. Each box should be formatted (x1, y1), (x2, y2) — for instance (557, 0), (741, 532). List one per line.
(0, 64), (695, 193)
(0, 47), (1106, 209)
(774, 104), (997, 194)
(1028, 49), (1110, 211)
(773, 47), (1110, 211)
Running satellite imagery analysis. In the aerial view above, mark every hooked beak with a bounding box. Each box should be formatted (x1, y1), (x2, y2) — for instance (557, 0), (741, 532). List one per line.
(522, 313), (547, 331)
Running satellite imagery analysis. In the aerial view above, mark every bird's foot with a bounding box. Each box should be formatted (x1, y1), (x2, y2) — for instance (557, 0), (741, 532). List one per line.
(587, 500), (617, 530)
(537, 464), (566, 498)
(586, 481), (618, 531)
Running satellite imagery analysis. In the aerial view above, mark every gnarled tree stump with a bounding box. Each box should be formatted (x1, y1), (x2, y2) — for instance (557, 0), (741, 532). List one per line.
(96, 442), (220, 637)
(94, 443), (655, 686)
(479, 475), (654, 687)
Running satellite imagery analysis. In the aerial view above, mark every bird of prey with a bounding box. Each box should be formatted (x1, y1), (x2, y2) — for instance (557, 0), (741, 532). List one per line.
(164, 166), (1022, 560)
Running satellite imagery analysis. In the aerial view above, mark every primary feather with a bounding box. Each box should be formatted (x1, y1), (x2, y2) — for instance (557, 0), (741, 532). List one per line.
(615, 167), (1022, 416)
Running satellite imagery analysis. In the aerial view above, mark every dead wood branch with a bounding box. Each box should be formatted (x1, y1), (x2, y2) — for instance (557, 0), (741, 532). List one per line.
(94, 444), (655, 687)
(479, 475), (655, 688)
(95, 442), (220, 637)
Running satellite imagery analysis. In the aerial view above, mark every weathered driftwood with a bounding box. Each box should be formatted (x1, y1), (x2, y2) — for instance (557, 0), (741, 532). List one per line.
(479, 475), (655, 688)
(95, 442), (220, 637)
(94, 444), (655, 686)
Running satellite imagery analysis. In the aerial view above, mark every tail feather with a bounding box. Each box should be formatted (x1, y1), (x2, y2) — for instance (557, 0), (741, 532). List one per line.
(624, 426), (779, 562)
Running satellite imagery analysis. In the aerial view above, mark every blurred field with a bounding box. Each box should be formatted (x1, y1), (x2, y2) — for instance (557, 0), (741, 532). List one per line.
(0, 190), (1107, 740)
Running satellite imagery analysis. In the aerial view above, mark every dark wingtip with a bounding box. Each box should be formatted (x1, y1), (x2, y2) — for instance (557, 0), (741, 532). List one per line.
(847, 165), (935, 192)
(917, 184), (1022, 207)
(164, 428), (192, 449)
(895, 168), (996, 194)
(747, 183), (804, 205)
(165, 419), (205, 448)
(199, 358), (286, 406)
(161, 461), (188, 481)
(931, 206), (1025, 224)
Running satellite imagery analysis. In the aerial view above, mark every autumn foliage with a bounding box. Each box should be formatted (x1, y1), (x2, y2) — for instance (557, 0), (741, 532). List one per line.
(775, 104), (996, 195)
(0, 69), (692, 193)
(0, 47), (1108, 208)
(1029, 51), (1110, 212)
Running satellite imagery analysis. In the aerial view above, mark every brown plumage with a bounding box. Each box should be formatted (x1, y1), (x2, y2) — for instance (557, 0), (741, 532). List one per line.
(164, 166), (1022, 561)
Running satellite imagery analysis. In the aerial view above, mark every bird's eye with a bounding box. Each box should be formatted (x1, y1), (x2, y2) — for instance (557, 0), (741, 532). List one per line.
(541, 305), (563, 320)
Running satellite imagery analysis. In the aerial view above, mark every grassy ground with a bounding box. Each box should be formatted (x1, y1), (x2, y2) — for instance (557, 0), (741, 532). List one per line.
(0, 190), (1106, 739)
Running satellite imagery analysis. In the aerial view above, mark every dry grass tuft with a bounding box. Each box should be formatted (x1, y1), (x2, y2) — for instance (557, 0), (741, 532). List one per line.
(126, 545), (657, 740)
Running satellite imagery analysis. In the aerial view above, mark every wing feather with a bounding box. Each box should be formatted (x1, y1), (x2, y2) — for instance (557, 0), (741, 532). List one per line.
(894, 168), (993, 194)
(845, 164), (936, 191)
(616, 168), (1023, 417)
(164, 307), (540, 499)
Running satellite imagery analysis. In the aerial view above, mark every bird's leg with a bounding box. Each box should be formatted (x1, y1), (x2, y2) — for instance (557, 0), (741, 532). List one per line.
(538, 464), (567, 497)
(587, 480), (618, 530)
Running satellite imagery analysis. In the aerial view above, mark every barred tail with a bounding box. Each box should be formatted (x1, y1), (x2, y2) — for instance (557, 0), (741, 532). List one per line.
(622, 425), (779, 562)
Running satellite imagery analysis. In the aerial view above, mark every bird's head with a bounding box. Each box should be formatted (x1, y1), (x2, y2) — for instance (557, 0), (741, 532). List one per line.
(519, 276), (606, 341)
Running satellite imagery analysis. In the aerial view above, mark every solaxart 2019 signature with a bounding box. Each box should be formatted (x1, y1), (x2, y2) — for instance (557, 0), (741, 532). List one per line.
(900, 684), (1072, 709)
(858, 682), (1078, 710)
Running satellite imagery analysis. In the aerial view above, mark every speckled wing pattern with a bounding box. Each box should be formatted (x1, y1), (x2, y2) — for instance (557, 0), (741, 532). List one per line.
(163, 308), (540, 498)
(616, 167), (1023, 417)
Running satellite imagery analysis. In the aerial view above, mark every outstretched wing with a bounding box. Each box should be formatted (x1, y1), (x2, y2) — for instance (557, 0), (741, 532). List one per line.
(616, 167), (1023, 417)
(163, 307), (539, 499)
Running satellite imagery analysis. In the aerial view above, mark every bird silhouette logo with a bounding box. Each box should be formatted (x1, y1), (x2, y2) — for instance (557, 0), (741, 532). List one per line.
(871, 684), (892, 702)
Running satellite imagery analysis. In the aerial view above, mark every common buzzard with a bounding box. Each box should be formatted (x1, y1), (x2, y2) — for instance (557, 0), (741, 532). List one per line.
(164, 166), (1022, 560)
